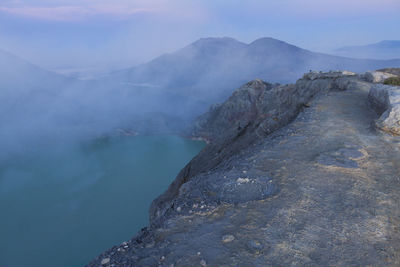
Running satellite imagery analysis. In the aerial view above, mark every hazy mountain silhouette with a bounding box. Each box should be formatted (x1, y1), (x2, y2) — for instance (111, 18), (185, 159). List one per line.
(102, 37), (400, 114)
(0, 49), (71, 91)
(335, 40), (400, 60)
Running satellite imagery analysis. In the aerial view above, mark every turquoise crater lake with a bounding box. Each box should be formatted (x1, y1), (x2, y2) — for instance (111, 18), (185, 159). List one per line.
(0, 135), (205, 267)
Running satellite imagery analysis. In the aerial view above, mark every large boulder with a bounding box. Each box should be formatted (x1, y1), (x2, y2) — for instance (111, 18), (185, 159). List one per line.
(364, 71), (397, 83)
(369, 84), (400, 135)
(377, 68), (400, 76)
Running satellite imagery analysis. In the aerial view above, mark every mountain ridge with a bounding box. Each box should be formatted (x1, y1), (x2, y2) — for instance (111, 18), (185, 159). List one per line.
(0, 48), (70, 89)
(335, 40), (400, 60)
(108, 37), (400, 78)
(99, 37), (400, 127)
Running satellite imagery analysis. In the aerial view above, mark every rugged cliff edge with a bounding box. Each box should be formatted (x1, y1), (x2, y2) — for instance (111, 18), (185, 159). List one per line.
(89, 70), (400, 266)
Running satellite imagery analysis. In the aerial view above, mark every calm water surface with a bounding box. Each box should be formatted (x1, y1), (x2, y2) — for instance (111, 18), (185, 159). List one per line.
(0, 135), (205, 267)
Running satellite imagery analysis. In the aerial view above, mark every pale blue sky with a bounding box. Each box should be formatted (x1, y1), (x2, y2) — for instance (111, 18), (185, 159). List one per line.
(1, 0), (399, 70)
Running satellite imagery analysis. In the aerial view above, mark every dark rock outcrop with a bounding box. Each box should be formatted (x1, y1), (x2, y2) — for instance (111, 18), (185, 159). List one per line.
(190, 71), (358, 143)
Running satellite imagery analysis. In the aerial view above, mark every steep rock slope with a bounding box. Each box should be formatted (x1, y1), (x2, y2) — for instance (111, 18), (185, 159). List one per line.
(89, 72), (400, 266)
(190, 71), (359, 142)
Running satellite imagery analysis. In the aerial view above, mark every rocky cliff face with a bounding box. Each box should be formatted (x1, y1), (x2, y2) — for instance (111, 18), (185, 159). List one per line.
(89, 71), (400, 266)
(190, 71), (359, 143)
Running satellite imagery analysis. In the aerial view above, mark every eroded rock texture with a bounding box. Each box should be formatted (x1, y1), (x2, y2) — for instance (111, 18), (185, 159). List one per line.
(369, 84), (400, 135)
(364, 71), (397, 83)
(89, 72), (400, 267)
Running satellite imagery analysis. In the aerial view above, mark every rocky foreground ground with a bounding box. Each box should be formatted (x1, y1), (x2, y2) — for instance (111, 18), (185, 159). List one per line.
(89, 70), (400, 266)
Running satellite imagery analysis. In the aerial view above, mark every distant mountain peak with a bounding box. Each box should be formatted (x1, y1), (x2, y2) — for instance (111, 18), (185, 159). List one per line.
(192, 37), (244, 47)
(250, 37), (283, 45)
(249, 37), (301, 49)
(192, 37), (297, 48)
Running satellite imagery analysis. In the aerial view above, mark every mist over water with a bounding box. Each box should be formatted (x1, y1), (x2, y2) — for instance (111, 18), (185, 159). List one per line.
(0, 135), (205, 267)
(2, 37), (400, 162)
(0, 1), (399, 266)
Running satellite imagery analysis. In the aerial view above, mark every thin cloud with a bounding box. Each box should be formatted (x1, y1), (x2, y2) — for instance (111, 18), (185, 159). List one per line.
(288, 0), (400, 17)
(0, 5), (152, 21)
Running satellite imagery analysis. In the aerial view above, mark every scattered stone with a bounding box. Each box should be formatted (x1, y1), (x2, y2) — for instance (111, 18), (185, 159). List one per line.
(160, 256), (165, 261)
(200, 259), (207, 266)
(222, 235), (235, 243)
(236, 178), (250, 183)
(101, 258), (110, 265)
(176, 207), (182, 212)
(197, 252), (201, 256)
(221, 176), (275, 203)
